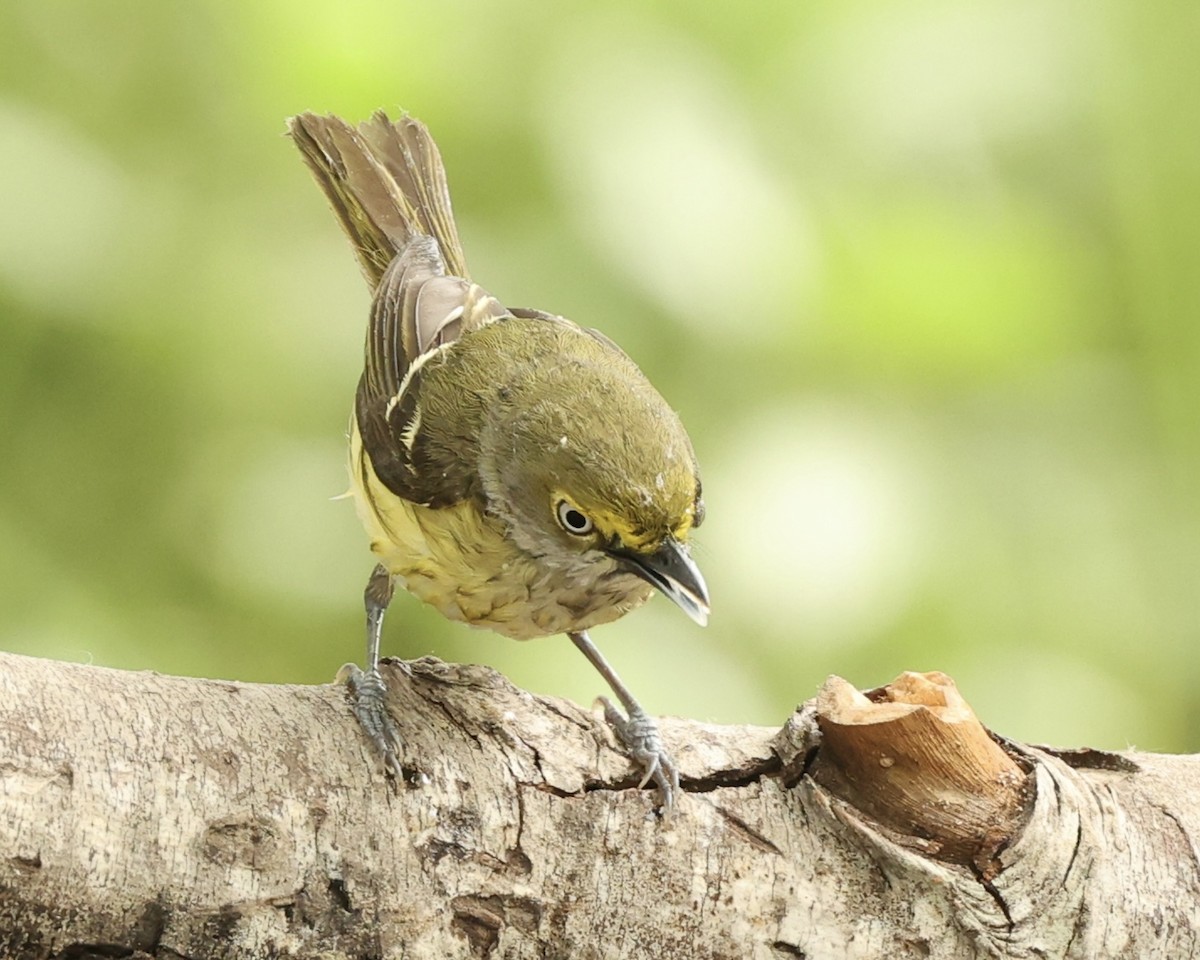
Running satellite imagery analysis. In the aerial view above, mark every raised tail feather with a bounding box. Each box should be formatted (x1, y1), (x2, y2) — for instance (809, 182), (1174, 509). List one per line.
(287, 111), (470, 288)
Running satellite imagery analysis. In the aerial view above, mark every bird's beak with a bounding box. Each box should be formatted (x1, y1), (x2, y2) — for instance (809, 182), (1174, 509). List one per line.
(609, 538), (710, 627)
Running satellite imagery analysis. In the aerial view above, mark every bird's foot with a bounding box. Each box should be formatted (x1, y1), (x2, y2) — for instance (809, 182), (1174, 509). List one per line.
(597, 696), (681, 814)
(337, 662), (405, 783)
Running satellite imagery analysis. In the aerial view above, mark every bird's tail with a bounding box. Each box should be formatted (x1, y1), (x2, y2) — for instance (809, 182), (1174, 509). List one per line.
(287, 111), (469, 289)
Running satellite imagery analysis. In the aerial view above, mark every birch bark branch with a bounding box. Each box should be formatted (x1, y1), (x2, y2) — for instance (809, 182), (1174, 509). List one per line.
(0, 651), (1198, 959)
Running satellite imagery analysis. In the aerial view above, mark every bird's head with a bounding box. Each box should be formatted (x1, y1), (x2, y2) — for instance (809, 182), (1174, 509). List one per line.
(478, 354), (709, 626)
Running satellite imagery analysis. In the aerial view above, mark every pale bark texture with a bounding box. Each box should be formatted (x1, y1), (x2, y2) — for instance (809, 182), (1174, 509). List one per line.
(1, 650), (1198, 959)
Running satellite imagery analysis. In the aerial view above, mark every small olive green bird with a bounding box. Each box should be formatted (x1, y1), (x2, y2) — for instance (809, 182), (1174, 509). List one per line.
(287, 110), (708, 810)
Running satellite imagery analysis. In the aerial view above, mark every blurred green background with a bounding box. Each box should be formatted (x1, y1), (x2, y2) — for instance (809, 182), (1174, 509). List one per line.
(1, 1), (1197, 752)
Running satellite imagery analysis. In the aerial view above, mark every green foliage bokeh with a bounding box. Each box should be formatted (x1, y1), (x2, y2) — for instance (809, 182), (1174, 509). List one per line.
(1, 1), (1197, 751)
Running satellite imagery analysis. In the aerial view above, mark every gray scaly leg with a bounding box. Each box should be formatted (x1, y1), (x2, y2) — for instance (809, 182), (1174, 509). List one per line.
(569, 630), (680, 813)
(338, 564), (404, 780)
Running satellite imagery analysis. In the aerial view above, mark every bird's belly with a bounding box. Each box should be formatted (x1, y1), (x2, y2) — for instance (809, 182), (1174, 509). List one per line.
(349, 426), (652, 640)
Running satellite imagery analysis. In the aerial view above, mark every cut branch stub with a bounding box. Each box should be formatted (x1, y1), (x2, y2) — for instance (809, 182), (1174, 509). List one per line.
(811, 671), (1032, 871)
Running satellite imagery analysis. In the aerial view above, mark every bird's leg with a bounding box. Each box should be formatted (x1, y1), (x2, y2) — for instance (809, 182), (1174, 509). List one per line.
(569, 630), (680, 813)
(337, 563), (405, 780)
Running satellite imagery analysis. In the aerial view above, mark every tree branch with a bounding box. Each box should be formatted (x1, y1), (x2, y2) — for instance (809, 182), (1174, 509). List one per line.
(1, 652), (1198, 958)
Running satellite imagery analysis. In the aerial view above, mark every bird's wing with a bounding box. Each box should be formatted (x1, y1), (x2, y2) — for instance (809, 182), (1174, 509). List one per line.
(356, 241), (509, 507)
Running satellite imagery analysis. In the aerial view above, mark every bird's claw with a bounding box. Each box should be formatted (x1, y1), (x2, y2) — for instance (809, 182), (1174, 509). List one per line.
(339, 662), (405, 784)
(597, 696), (681, 814)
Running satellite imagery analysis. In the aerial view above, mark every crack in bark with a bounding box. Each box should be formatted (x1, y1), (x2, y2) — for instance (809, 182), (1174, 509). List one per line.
(970, 862), (1014, 931)
(53, 944), (146, 958)
(1063, 901), (1090, 957)
(1037, 746), (1140, 774)
(570, 751), (782, 805)
(780, 746), (819, 790)
(1049, 771), (1063, 815)
(515, 737), (783, 804)
(714, 805), (784, 856)
(426, 694), (484, 754)
(1062, 818), (1083, 884)
(685, 754), (784, 794)
(540, 698), (595, 733)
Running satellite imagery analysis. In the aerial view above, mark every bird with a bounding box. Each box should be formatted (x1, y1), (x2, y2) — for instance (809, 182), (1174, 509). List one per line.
(287, 110), (709, 811)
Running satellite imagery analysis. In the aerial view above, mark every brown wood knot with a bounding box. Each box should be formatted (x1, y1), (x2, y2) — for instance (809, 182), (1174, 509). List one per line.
(451, 894), (543, 957)
(201, 814), (288, 871)
(811, 671), (1032, 872)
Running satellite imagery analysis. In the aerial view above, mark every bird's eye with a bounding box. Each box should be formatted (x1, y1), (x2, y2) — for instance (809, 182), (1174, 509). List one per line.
(556, 500), (594, 536)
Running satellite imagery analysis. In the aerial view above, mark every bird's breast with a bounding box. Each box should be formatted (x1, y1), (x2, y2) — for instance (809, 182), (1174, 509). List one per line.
(348, 419), (653, 640)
